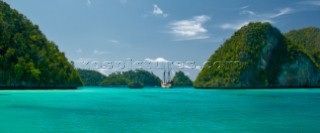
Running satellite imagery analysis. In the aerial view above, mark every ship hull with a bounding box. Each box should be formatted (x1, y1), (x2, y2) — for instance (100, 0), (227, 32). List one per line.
(161, 82), (172, 88)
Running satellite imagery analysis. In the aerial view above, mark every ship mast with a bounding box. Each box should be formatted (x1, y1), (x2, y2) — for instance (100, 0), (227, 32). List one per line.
(161, 63), (172, 88)
(167, 70), (171, 83)
(163, 70), (167, 84)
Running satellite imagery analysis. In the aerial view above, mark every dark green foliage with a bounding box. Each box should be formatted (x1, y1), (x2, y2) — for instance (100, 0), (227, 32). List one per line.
(194, 22), (320, 88)
(77, 69), (106, 86)
(100, 69), (161, 87)
(0, 2), (82, 88)
(121, 69), (161, 87)
(128, 82), (144, 89)
(100, 72), (129, 87)
(285, 27), (320, 68)
(172, 71), (193, 87)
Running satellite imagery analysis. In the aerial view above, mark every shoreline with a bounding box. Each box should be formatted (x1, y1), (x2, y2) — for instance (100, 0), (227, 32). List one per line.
(195, 86), (320, 89)
(0, 86), (79, 90)
(0, 86), (319, 90)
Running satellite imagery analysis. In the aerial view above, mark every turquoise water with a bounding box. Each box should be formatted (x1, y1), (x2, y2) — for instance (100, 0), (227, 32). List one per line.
(0, 87), (320, 133)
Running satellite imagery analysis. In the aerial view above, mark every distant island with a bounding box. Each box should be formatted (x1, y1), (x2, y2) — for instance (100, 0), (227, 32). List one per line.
(78, 69), (161, 88)
(0, 1), (82, 89)
(172, 71), (193, 87)
(78, 69), (193, 88)
(101, 69), (163, 88)
(194, 22), (320, 89)
(77, 69), (107, 86)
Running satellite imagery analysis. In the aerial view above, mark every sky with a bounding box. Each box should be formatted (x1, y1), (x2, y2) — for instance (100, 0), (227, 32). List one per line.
(4, 0), (320, 80)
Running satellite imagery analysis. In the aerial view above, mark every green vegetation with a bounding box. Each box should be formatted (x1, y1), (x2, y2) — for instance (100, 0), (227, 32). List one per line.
(100, 69), (161, 88)
(285, 27), (320, 68)
(195, 22), (320, 88)
(128, 82), (144, 89)
(172, 71), (193, 87)
(100, 72), (128, 87)
(0, 1), (82, 89)
(77, 69), (107, 86)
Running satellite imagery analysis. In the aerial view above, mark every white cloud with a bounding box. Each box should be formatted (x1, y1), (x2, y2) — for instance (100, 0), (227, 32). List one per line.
(183, 65), (194, 69)
(87, 0), (92, 6)
(298, 1), (320, 6)
(170, 15), (210, 41)
(93, 50), (108, 55)
(241, 5), (250, 9)
(240, 10), (256, 16)
(153, 5), (168, 17)
(97, 68), (109, 76)
(153, 5), (163, 15)
(195, 66), (202, 70)
(269, 8), (293, 18)
(108, 39), (120, 44)
(239, 7), (293, 19)
(145, 57), (170, 63)
(76, 48), (83, 53)
(220, 7), (292, 31)
(220, 21), (250, 30)
(75, 58), (96, 65)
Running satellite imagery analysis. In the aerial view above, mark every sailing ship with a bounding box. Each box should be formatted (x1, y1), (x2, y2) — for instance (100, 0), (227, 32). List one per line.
(161, 69), (172, 88)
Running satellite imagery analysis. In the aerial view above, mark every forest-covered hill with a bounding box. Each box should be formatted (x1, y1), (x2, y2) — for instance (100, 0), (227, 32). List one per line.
(0, 1), (82, 89)
(194, 22), (320, 88)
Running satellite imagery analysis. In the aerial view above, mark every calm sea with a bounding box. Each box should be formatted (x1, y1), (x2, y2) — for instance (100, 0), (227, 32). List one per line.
(0, 87), (320, 133)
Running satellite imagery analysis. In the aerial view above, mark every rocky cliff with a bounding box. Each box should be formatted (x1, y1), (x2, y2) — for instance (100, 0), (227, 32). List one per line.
(194, 22), (320, 88)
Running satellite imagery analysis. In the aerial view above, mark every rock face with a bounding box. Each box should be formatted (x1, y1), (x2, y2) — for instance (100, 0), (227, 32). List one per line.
(0, 2), (82, 89)
(194, 22), (320, 88)
(278, 55), (320, 87)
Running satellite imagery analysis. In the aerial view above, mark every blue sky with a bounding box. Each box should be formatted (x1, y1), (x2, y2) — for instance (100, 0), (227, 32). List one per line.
(4, 0), (320, 79)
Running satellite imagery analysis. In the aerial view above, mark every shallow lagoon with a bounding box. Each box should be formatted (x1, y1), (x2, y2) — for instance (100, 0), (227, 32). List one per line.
(0, 87), (320, 133)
